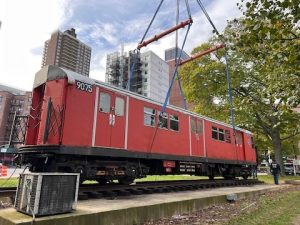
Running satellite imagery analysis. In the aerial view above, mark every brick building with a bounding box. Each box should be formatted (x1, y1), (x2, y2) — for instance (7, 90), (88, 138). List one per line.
(0, 84), (31, 147)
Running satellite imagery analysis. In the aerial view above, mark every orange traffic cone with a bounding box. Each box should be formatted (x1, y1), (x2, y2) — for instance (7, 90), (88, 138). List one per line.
(1, 165), (7, 177)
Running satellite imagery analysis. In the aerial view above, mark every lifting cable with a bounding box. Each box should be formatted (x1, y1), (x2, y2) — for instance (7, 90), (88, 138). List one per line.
(147, 0), (193, 153)
(196, 0), (238, 161)
(139, 0), (165, 45)
(161, 23), (191, 114)
(196, 0), (235, 130)
(127, 0), (164, 90)
(161, 0), (192, 113)
(175, 0), (188, 110)
(148, 24), (191, 153)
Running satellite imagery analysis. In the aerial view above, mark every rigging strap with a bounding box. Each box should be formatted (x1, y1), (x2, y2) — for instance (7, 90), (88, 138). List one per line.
(161, 23), (192, 114)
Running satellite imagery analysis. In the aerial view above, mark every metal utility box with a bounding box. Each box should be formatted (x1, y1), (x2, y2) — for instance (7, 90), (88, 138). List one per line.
(14, 173), (79, 216)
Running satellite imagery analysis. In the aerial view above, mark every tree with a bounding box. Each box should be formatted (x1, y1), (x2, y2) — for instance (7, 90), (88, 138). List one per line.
(180, 0), (300, 172)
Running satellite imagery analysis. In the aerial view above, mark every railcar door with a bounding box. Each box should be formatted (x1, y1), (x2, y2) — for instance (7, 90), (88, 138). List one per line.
(235, 131), (245, 161)
(190, 117), (205, 157)
(196, 119), (205, 156)
(96, 89), (126, 148)
(97, 89), (114, 147)
(110, 94), (126, 148)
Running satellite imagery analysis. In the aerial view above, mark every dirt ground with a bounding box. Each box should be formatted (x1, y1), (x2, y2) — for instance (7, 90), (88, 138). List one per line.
(143, 185), (300, 225)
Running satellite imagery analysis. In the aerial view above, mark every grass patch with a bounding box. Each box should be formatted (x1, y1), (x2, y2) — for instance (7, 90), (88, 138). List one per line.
(227, 187), (300, 225)
(136, 175), (207, 182)
(0, 177), (19, 187)
(1, 174), (299, 187)
(258, 174), (300, 184)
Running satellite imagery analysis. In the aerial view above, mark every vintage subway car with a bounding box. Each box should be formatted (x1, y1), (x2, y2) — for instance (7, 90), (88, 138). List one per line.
(18, 65), (256, 184)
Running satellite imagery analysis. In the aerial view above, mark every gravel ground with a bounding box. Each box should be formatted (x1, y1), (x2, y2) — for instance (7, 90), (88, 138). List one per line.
(0, 198), (12, 209)
(143, 185), (300, 225)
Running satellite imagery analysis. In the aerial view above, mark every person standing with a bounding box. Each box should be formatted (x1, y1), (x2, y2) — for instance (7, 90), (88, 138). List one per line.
(270, 159), (281, 185)
(252, 164), (258, 179)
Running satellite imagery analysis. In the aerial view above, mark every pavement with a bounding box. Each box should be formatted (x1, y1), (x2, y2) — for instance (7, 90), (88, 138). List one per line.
(0, 183), (281, 225)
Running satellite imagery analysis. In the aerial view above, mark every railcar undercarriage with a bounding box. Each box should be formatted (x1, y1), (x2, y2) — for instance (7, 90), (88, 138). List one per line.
(16, 146), (253, 184)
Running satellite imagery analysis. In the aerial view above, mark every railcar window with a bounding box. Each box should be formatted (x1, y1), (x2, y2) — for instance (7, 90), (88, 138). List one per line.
(99, 93), (110, 113)
(236, 133), (243, 145)
(158, 111), (168, 129)
(144, 107), (156, 126)
(225, 130), (231, 143)
(212, 126), (218, 140)
(251, 136), (255, 148)
(219, 129), (225, 141)
(170, 115), (179, 131)
(115, 97), (124, 116)
(190, 119), (196, 133)
(196, 120), (203, 134)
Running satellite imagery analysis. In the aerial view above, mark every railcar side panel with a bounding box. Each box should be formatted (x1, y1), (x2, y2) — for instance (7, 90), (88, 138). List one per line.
(61, 81), (95, 146)
(205, 121), (237, 160)
(126, 97), (190, 156)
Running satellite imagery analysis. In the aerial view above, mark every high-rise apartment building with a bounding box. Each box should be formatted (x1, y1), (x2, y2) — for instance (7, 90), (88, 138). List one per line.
(165, 47), (191, 109)
(140, 51), (169, 102)
(42, 28), (91, 77)
(106, 50), (169, 103)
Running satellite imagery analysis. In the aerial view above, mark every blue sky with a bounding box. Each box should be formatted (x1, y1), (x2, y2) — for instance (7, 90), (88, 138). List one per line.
(0, 0), (242, 91)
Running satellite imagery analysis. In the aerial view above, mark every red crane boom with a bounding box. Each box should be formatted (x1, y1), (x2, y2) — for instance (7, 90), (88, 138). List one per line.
(137, 18), (193, 50)
(179, 44), (225, 66)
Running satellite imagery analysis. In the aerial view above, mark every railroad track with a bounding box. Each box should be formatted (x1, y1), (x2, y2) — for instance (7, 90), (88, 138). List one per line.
(0, 187), (17, 198)
(0, 179), (263, 200)
(78, 179), (263, 200)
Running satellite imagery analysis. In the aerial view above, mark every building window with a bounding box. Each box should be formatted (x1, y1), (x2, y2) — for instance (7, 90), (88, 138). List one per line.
(170, 115), (179, 131)
(144, 107), (155, 126)
(115, 97), (124, 116)
(99, 92), (110, 113)
(158, 111), (168, 129)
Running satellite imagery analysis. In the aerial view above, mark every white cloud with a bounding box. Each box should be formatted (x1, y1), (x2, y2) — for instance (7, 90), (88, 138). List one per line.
(0, 0), (70, 91)
(0, 0), (242, 91)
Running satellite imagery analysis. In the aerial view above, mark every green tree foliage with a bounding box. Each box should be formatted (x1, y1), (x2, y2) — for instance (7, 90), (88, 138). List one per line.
(180, 0), (300, 170)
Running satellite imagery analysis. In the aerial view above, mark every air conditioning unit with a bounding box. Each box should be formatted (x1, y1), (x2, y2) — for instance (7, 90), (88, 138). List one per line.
(14, 173), (80, 216)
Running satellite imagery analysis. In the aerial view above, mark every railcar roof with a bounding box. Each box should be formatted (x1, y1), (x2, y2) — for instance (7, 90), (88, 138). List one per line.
(34, 65), (252, 135)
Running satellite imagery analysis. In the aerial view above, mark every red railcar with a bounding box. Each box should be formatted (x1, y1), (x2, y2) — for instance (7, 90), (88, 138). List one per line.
(18, 66), (256, 183)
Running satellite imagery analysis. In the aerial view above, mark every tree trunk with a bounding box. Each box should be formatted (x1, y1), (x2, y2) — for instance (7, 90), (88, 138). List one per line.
(271, 129), (284, 176)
